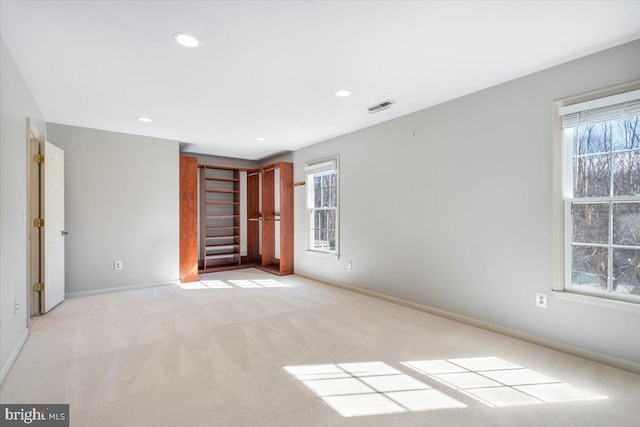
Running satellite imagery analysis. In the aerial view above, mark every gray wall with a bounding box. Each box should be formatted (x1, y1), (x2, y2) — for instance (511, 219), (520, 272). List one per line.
(47, 124), (180, 295)
(0, 37), (46, 382)
(291, 39), (640, 366)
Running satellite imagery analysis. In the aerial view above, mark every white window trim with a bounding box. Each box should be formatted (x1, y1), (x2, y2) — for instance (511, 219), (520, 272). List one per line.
(305, 155), (340, 259)
(552, 290), (640, 314)
(552, 82), (640, 311)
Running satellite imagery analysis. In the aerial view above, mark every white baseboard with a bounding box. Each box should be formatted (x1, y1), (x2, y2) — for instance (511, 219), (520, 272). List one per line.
(0, 328), (29, 386)
(296, 272), (640, 375)
(65, 280), (179, 298)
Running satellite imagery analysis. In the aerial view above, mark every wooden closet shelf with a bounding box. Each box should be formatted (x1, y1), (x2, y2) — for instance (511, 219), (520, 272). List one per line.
(205, 202), (240, 205)
(205, 235), (239, 240)
(205, 177), (240, 182)
(205, 215), (240, 218)
(206, 244), (239, 249)
(205, 226), (240, 230)
(205, 190), (240, 194)
(205, 253), (240, 260)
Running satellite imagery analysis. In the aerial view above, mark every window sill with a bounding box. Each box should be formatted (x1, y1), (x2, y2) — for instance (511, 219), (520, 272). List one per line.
(305, 250), (340, 260)
(552, 291), (640, 314)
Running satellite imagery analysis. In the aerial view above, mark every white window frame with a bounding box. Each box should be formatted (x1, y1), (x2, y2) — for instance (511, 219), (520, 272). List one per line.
(305, 156), (339, 258)
(553, 86), (640, 309)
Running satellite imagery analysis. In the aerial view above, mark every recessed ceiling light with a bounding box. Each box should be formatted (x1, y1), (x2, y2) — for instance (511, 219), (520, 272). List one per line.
(256, 137), (266, 142)
(137, 117), (153, 123)
(335, 89), (352, 97)
(173, 33), (200, 48)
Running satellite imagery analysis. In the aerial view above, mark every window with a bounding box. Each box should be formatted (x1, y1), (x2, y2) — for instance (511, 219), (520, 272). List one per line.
(559, 90), (640, 303)
(306, 157), (339, 256)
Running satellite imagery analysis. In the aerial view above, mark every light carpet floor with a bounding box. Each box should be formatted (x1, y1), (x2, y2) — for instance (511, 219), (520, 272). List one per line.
(1, 268), (639, 426)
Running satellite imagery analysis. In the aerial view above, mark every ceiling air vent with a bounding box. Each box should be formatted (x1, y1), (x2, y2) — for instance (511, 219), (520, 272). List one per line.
(368, 100), (395, 114)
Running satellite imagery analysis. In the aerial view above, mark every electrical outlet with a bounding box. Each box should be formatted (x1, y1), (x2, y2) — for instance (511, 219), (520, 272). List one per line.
(347, 260), (353, 269)
(536, 292), (548, 308)
(114, 260), (123, 271)
(14, 299), (19, 315)
(241, 245), (247, 256)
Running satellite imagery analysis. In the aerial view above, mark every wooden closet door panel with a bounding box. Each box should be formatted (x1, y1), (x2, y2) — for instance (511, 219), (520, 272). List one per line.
(180, 156), (199, 282)
(262, 169), (275, 266)
(279, 163), (294, 274)
(247, 172), (260, 262)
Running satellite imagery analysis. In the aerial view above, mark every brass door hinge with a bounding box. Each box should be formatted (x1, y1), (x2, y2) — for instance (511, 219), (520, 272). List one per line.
(34, 218), (44, 227)
(33, 282), (45, 292)
(33, 154), (45, 163)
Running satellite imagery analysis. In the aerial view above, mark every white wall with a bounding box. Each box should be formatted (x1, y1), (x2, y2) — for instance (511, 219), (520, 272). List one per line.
(291, 39), (640, 367)
(0, 37), (46, 383)
(47, 124), (179, 296)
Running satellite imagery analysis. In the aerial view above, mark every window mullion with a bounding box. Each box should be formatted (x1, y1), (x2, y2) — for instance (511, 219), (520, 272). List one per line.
(565, 200), (573, 290)
(608, 121), (614, 198)
(608, 201), (614, 293)
(608, 123), (614, 294)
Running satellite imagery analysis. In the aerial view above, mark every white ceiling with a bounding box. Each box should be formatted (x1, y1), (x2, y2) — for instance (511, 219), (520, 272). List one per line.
(2, 1), (640, 160)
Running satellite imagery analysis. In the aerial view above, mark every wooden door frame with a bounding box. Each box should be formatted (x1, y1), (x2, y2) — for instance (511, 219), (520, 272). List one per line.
(27, 118), (41, 323)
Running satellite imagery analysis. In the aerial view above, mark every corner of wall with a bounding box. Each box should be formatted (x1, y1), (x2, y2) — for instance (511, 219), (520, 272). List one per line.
(0, 35), (46, 387)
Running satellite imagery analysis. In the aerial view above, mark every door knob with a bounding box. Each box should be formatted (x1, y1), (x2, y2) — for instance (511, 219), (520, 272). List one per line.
(61, 230), (69, 236)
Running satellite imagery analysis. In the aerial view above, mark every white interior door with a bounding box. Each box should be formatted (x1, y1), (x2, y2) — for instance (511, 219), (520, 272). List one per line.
(44, 140), (65, 312)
